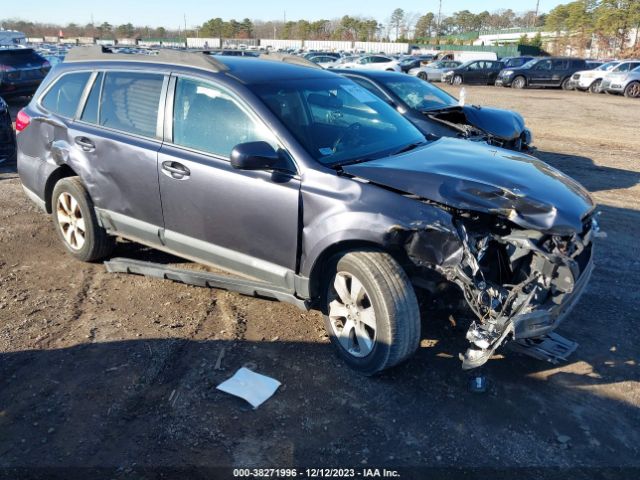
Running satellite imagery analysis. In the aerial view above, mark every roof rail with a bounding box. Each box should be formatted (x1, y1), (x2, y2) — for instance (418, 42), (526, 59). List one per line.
(259, 52), (323, 70)
(64, 45), (229, 73)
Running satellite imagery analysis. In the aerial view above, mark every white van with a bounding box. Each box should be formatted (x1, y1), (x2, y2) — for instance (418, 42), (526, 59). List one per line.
(436, 51), (498, 62)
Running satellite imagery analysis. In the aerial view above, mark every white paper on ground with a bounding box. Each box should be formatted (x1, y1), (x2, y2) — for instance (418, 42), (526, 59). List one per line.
(216, 367), (281, 409)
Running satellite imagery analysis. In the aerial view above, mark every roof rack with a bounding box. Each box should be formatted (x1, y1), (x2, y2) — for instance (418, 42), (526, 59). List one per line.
(258, 52), (323, 70)
(64, 45), (229, 73)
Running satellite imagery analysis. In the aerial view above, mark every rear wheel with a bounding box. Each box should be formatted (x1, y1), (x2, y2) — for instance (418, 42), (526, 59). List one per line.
(561, 77), (572, 90)
(511, 76), (526, 89)
(588, 79), (602, 94)
(52, 177), (115, 262)
(418, 72), (428, 81)
(322, 251), (420, 375)
(624, 81), (640, 98)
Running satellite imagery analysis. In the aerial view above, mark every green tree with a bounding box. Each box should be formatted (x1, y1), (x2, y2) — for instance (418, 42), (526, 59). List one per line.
(415, 12), (435, 39)
(390, 8), (405, 40)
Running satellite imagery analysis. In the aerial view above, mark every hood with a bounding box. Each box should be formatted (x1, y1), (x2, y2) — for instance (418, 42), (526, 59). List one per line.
(461, 105), (525, 140)
(343, 138), (594, 234)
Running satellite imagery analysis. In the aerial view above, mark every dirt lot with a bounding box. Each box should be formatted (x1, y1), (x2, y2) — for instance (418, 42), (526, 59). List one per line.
(0, 86), (638, 479)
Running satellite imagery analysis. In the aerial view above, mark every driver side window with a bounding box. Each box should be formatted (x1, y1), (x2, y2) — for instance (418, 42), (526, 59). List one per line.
(172, 77), (276, 158)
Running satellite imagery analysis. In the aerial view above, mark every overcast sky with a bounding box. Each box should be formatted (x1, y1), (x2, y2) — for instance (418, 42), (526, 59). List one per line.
(5, 0), (566, 28)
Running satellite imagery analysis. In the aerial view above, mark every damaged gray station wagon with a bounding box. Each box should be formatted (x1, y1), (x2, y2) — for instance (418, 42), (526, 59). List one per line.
(17, 47), (596, 374)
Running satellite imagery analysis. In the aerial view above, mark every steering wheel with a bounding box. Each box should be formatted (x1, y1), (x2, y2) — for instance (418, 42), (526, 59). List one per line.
(333, 123), (362, 153)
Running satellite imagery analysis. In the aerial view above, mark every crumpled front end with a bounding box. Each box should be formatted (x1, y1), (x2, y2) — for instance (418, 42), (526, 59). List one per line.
(403, 209), (596, 370)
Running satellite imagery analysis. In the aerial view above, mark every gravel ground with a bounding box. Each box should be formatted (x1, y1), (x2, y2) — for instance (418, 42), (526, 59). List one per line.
(0, 85), (638, 479)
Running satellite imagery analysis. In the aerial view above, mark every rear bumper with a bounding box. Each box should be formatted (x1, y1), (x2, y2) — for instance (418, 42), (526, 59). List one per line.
(513, 252), (594, 339)
(0, 80), (41, 97)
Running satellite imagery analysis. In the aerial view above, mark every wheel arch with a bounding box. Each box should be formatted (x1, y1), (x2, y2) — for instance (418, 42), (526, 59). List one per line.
(44, 164), (80, 213)
(306, 239), (407, 304)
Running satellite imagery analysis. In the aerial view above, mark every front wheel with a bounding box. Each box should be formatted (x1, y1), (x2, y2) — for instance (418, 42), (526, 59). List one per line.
(561, 77), (572, 90)
(624, 81), (640, 98)
(418, 72), (428, 81)
(588, 79), (602, 94)
(52, 177), (115, 262)
(322, 251), (421, 375)
(452, 75), (463, 86)
(511, 76), (526, 89)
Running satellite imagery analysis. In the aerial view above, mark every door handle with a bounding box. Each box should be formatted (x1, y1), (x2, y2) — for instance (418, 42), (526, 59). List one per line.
(75, 136), (95, 152)
(161, 161), (190, 179)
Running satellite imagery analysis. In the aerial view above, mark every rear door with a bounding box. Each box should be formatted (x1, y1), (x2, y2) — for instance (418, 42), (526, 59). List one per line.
(68, 70), (167, 244)
(157, 75), (300, 286)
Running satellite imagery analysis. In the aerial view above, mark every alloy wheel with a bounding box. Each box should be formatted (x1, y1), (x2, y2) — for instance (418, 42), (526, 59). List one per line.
(56, 192), (86, 250)
(626, 82), (640, 98)
(328, 271), (377, 358)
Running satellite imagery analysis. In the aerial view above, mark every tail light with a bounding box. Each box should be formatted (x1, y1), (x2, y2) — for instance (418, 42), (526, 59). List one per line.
(0, 64), (16, 73)
(42, 61), (51, 68)
(15, 110), (31, 132)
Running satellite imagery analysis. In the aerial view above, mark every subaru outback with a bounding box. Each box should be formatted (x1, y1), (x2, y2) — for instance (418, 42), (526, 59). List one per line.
(17, 47), (596, 374)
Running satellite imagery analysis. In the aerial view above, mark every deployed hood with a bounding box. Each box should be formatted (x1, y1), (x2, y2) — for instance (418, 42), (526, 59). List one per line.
(423, 105), (527, 141)
(343, 138), (594, 234)
(460, 105), (525, 140)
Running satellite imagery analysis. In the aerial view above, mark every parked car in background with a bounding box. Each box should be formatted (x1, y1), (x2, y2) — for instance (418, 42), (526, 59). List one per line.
(0, 48), (51, 97)
(16, 47), (595, 374)
(496, 57), (587, 89)
(304, 52), (341, 61)
(340, 55), (402, 72)
(601, 64), (640, 98)
(308, 55), (339, 69)
(338, 70), (533, 150)
(399, 54), (435, 73)
(436, 51), (498, 63)
(442, 59), (504, 85)
(0, 95), (16, 164)
(500, 56), (535, 69)
(569, 61), (621, 93)
(408, 60), (462, 82)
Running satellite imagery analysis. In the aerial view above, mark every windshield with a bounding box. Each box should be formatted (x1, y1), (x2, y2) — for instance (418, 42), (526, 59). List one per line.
(600, 61), (620, 71)
(251, 77), (425, 166)
(381, 75), (457, 111)
(520, 59), (538, 69)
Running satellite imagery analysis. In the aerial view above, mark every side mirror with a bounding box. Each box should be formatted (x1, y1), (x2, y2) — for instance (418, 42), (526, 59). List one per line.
(231, 141), (290, 172)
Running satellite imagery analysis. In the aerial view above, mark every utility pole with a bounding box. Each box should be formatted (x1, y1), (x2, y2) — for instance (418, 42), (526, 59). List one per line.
(437, 0), (442, 41)
(184, 13), (187, 39)
(534, 0), (540, 27)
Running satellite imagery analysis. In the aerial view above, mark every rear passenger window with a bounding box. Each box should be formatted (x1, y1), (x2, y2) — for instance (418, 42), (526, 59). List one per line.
(172, 77), (275, 157)
(99, 72), (164, 138)
(41, 72), (91, 118)
(80, 72), (103, 124)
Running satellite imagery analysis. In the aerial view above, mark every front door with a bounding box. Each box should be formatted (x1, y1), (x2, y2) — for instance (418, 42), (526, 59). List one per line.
(157, 76), (301, 287)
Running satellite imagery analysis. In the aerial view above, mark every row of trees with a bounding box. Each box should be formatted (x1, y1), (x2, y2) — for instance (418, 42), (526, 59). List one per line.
(1, 8), (547, 42)
(545, 0), (640, 55)
(1, 2), (638, 56)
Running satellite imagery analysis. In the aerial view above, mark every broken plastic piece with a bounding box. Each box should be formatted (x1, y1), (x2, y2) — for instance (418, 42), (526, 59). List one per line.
(507, 332), (578, 364)
(216, 367), (281, 409)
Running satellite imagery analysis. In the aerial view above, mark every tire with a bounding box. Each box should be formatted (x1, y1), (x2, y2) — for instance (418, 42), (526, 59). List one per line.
(588, 79), (602, 94)
(322, 250), (421, 375)
(561, 77), (572, 90)
(452, 75), (463, 86)
(51, 177), (115, 262)
(511, 76), (526, 89)
(418, 72), (428, 81)
(624, 81), (640, 98)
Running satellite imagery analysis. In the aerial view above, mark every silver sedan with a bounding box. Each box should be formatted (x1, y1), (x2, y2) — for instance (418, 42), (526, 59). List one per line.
(408, 60), (462, 82)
